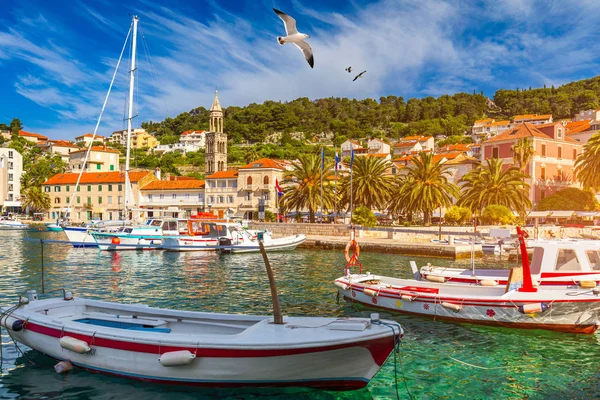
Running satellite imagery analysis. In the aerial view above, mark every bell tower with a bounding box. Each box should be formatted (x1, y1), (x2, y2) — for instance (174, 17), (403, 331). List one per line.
(205, 90), (227, 174)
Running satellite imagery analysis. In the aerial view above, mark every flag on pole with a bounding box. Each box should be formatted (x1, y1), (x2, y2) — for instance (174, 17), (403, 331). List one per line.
(321, 147), (325, 171)
(275, 178), (284, 197)
(350, 149), (355, 169)
(335, 151), (339, 171)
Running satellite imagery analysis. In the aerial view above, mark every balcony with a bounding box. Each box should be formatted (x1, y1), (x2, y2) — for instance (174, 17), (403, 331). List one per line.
(205, 187), (237, 193)
(243, 184), (254, 191)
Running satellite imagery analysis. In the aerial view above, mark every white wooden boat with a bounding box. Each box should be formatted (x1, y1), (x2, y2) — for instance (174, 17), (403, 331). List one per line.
(335, 228), (600, 334)
(1, 294), (402, 390)
(419, 238), (600, 287)
(63, 221), (131, 248)
(91, 219), (179, 250)
(0, 217), (27, 230)
(216, 223), (306, 254)
(161, 220), (223, 252)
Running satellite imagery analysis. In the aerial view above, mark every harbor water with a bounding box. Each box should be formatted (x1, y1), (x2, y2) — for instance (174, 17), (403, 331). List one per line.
(0, 230), (599, 399)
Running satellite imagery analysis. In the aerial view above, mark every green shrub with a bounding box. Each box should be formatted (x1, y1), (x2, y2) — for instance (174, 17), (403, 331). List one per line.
(444, 206), (471, 225)
(352, 206), (377, 227)
(481, 205), (514, 225)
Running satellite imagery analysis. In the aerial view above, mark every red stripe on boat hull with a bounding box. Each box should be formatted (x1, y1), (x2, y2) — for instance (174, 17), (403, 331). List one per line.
(24, 322), (396, 366)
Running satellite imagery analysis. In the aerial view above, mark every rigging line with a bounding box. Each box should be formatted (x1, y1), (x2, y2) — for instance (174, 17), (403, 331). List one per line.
(67, 23), (133, 219)
(139, 25), (170, 119)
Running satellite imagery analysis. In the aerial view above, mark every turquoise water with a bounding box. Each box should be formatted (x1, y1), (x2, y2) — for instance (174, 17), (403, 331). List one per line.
(0, 230), (599, 399)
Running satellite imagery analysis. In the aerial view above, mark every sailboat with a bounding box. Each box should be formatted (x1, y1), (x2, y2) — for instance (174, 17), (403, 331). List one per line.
(63, 16), (142, 247)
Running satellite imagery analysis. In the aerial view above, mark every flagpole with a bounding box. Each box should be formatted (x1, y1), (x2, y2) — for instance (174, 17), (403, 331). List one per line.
(334, 147), (338, 224)
(320, 147), (324, 223)
(350, 149), (354, 224)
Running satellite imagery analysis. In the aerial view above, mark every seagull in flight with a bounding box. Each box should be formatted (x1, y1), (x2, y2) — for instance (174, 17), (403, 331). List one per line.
(273, 8), (314, 68)
(353, 70), (367, 81)
(345, 66), (352, 73)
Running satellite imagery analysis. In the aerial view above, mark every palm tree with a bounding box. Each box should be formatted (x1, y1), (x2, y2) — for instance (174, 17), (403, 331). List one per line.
(459, 158), (531, 214)
(511, 137), (535, 174)
(340, 156), (396, 211)
(21, 187), (51, 214)
(389, 152), (458, 225)
(575, 133), (600, 190)
(280, 154), (334, 223)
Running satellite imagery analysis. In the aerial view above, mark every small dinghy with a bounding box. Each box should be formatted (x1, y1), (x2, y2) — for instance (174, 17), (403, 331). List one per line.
(1, 293), (402, 390)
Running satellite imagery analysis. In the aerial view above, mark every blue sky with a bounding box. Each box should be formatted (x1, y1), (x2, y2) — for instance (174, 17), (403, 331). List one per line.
(2, 0), (600, 140)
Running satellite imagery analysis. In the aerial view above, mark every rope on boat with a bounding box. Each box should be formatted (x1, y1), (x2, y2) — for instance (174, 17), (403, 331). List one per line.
(0, 296), (35, 368)
(447, 355), (512, 370)
(375, 321), (412, 400)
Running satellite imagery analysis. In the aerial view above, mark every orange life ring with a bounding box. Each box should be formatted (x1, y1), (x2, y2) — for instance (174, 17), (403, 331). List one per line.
(345, 240), (360, 262)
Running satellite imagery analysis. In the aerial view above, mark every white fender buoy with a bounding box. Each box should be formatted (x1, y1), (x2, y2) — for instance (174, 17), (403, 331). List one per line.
(363, 288), (378, 297)
(54, 361), (73, 373)
(479, 280), (498, 287)
(425, 275), (447, 283)
(441, 302), (462, 312)
(60, 336), (92, 354)
(518, 303), (549, 314)
(334, 281), (349, 291)
(158, 350), (196, 367)
(400, 294), (415, 302)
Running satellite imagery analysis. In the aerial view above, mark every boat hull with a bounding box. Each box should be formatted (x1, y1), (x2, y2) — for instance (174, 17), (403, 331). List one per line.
(336, 275), (600, 334)
(219, 235), (306, 254)
(63, 227), (98, 247)
(92, 232), (163, 251)
(2, 298), (401, 390)
(162, 236), (219, 252)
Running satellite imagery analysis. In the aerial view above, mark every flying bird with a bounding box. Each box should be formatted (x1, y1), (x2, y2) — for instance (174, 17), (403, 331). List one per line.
(273, 8), (314, 68)
(353, 70), (367, 81)
(345, 66), (352, 73)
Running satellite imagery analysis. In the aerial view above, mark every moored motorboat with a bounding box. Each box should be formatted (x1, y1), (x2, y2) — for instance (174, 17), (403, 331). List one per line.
(91, 219), (179, 250)
(0, 293), (402, 390)
(161, 220), (224, 252)
(335, 228), (600, 334)
(419, 238), (600, 287)
(63, 220), (131, 248)
(0, 217), (27, 230)
(216, 223), (306, 254)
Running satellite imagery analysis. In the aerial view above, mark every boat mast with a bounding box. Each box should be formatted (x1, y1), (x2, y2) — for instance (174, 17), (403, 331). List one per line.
(124, 15), (138, 220)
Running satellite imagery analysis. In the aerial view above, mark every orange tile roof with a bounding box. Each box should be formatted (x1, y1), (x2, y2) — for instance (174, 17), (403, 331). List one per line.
(239, 158), (285, 170)
(566, 120), (592, 135)
(440, 144), (472, 152)
(484, 123), (551, 143)
(49, 140), (79, 148)
(474, 118), (494, 125)
(206, 170), (239, 179)
(441, 151), (462, 160)
(347, 139), (361, 145)
(393, 141), (418, 147)
(19, 130), (48, 140)
(491, 120), (510, 126)
(142, 179), (205, 190)
(402, 135), (432, 141)
(43, 171), (152, 185)
(513, 114), (552, 122)
(70, 146), (120, 154)
(432, 154), (447, 163)
(76, 133), (105, 139)
(181, 130), (204, 136)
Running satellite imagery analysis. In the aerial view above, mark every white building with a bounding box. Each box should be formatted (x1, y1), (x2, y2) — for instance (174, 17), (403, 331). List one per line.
(156, 130), (206, 154)
(76, 133), (105, 146)
(0, 148), (23, 213)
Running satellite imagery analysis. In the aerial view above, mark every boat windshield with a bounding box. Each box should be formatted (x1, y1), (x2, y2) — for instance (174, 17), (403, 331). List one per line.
(586, 250), (600, 270)
(149, 220), (162, 227)
(555, 249), (582, 271)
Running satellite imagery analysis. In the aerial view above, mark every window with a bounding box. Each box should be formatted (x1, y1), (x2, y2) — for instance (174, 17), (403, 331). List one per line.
(98, 185), (102, 191)
(118, 185), (123, 191)
(96, 164), (101, 170)
(8, 162), (13, 169)
(557, 128), (563, 139)
(263, 176), (269, 185)
(172, 194), (177, 199)
(160, 194), (164, 200)
(8, 173), (13, 181)
(65, 197), (70, 204)
(555, 249), (581, 271)
(541, 144), (546, 157)
(54, 198), (61, 204)
(227, 196), (233, 203)
(44, 186), (51, 193)
(492, 147), (499, 158)
(148, 194), (153, 201)
(110, 165), (115, 171)
(245, 192), (251, 201)
(54, 186), (61, 192)
(264, 192), (270, 201)
(87, 185), (91, 192)
(247, 176), (253, 185)
(557, 147), (562, 159)
(66, 186), (70, 192)
(98, 197), (102, 204)
(218, 196), (224, 203)
(87, 197), (92, 205)
(77, 197), (81, 204)
(108, 185), (113, 191)
(540, 167), (546, 180)
(77, 185), (81, 192)
(108, 196), (113, 204)
(118, 196), (122, 204)
(8, 184), (13, 191)
(586, 251), (600, 270)
(8, 151), (13, 159)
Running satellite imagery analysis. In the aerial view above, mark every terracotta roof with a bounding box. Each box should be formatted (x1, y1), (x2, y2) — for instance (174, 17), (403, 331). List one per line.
(474, 118), (494, 125)
(49, 140), (78, 148)
(393, 141), (418, 147)
(347, 139), (361, 145)
(43, 171), (152, 185)
(142, 179), (205, 190)
(206, 170), (239, 179)
(181, 130), (205, 136)
(491, 120), (510, 126)
(432, 154), (447, 163)
(441, 151), (463, 160)
(484, 123), (551, 143)
(70, 146), (120, 154)
(513, 114), (552, 122)
(403, 135), (432, 141)
(439, 144), (472, 152)
(566, 120), (592, 135)
(239, 158), (285, 170)
(76, 133), (105, 139)
(18, 130), (48, 140)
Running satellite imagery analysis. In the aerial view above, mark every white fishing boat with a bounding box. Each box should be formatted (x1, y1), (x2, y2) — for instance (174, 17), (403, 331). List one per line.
(0, 217), (27, 230)
(216, 223), (306, 254)
(63, 220), (131, 248)
(419, 238), (600, 287)
(161, 220), (223, 252)
(0, 292), (402, 389)
(335, 228), (600, 334)
(91, 219), (179, 251)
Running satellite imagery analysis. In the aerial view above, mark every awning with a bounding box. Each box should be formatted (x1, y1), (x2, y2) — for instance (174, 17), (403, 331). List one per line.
(527, 211), (551, 218)
(575, 211), (599, 217)
(549, 211), (575, 218)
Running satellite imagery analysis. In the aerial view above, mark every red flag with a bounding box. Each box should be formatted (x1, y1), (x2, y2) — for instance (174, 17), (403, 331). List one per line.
(275, 178), (284, 196)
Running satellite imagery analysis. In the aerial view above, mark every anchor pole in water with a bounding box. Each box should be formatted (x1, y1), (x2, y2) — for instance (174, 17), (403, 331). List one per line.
(258, 240), (283, 324)
(40, 239), (45, 293)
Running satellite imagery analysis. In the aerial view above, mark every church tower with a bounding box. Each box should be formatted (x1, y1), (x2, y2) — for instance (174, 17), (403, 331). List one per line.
(205, 90), (227, 174)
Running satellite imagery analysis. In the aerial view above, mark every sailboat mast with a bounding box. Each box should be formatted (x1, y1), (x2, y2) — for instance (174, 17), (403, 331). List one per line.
(124, 15), (138, 220)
